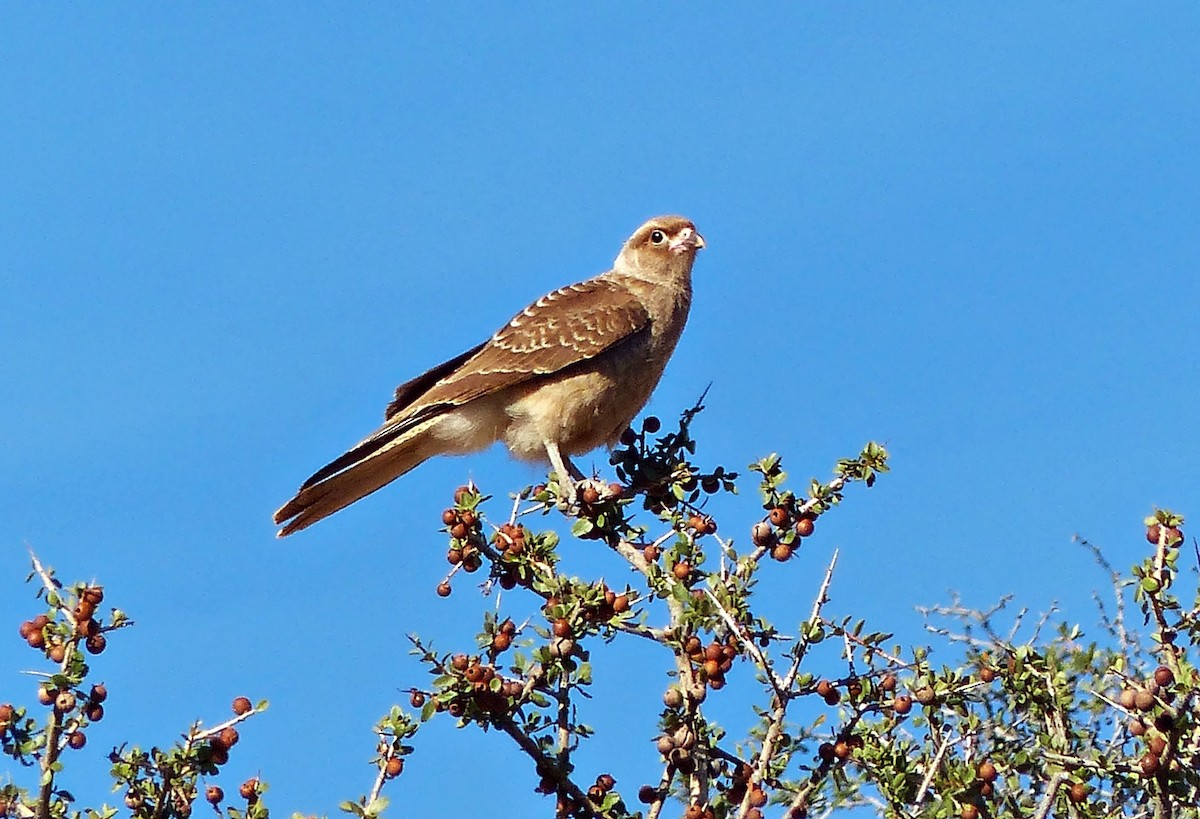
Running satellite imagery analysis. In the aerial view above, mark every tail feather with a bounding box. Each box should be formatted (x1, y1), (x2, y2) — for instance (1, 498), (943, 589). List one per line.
(274, 419), (439, 537)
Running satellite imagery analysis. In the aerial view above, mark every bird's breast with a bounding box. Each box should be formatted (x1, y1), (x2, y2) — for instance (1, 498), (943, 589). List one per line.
(500, 335), (666, 461)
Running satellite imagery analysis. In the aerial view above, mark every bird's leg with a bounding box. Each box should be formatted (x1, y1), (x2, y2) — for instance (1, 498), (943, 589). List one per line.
(544, 440), (585, 507)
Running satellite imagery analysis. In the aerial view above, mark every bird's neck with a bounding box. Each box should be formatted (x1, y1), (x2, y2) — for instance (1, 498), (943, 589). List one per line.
(610, 259), (694, 330)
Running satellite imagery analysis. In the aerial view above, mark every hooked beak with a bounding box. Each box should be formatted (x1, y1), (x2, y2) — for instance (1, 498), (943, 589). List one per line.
(669, 226), (705, 255)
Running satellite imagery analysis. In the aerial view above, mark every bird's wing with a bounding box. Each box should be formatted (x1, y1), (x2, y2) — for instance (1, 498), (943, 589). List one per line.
(292, 275), (650, 494)
(410, 276), (652, 410)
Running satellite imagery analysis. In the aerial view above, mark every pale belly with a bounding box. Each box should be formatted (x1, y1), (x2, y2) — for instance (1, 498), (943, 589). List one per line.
(501, 365), (658, 461)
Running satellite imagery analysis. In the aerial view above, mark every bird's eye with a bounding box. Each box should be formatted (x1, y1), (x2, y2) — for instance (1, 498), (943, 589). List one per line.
(650, 230), (666, 244)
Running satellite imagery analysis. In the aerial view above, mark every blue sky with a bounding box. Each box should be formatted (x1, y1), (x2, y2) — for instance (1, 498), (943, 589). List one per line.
(2, 5), (1198, 816)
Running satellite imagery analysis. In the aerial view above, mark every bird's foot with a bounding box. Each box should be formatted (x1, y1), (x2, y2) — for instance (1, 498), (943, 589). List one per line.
(554, 474), (578, 512)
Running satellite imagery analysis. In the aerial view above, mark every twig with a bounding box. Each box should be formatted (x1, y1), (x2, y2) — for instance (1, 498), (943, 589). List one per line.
(913, 728), (953, 805)
(364, 738), (391, 807)
(702, 588), (783, 695)
(810, 550), (839, 625)
(493, 714), (603, 819)
(186, 706), (263, 743)
(1032, 771), (1069, 819)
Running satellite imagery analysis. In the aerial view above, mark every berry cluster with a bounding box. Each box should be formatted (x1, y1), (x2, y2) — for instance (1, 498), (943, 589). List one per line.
(681, 633), (740, 691)
(610, 414), (737, 519)
(956, 760), (999, 819)
(1120, 665), (1183, 780)
(19, 584), (109, 661)
(118, 695), (262, 817)
(751, 500), (817, 562)
(434, 653), (525, 719)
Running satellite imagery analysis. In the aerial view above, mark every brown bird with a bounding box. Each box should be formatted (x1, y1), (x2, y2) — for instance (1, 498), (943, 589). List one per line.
(273, 215), (705, 537)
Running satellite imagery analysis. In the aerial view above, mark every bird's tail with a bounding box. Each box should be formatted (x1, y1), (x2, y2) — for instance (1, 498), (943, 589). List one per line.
(273, 417), (440, 537)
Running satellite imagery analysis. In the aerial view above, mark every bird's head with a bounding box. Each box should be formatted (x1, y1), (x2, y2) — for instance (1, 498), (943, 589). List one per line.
(615, 215), (705, 279)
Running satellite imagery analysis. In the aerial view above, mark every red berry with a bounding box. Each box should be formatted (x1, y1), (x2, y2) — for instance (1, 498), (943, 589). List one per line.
(67, 730), (87, 749)
(768, 507), (790, 527)
(436, 581), (452, 597)
(384, 757), (404, 778)
(239, 779), (259, 801)
(205, 786), (223, 805)
(410, 690), (426, 708)
(751, 522), (776, 548)
(85, 633), (107, 655)
(74, 600), (96, 624)
(795, 517), (815, 537)
(977, 761), (998, 783)
(673, 561), (691, 580)
(1154, 666), (1174, 686)
(442, 509), (458, 525)
(232, 696), (252, 715)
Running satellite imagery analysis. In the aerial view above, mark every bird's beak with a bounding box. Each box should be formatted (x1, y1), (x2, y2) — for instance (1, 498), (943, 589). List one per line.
(670, 227), (705, 254)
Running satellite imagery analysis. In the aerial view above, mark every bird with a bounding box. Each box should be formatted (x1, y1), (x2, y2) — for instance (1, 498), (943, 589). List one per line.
(273, 215), (705, 537)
